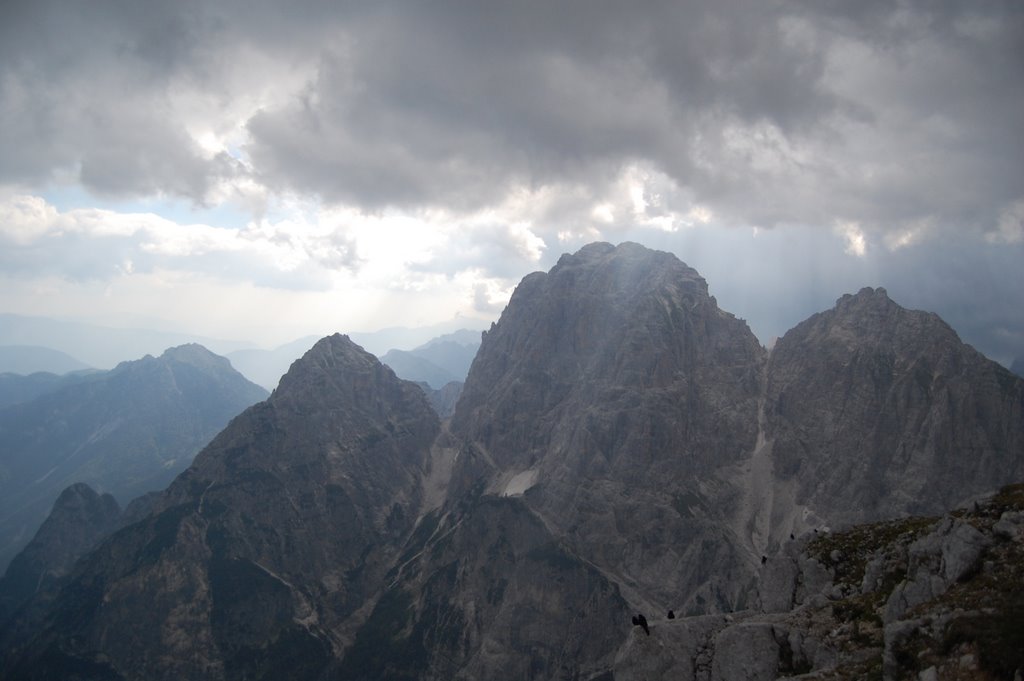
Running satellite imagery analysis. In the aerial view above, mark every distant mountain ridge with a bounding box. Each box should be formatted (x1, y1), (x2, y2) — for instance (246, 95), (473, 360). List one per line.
(0, 346), (91, 375)
(227, 329), (483, 392)
(0, 344), (267, 574)
(225, 336), (320, 391)
(0, 371), (98, 410)
(0, 314), (256, 370)
(2, 243), (1021, 680)
(380, 329), (480, 389)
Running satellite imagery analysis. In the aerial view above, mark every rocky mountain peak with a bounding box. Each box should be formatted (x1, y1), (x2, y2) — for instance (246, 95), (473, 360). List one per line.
(1, 333), (443, 680)
(831, 286), (902, 327)
(267, 334), (435, 430)
(48, 483), (117, 516)
(451, 241), (766, 611)
(831, 284), (913, 323)
(837, 285), (890, 305)
(171, 333), (439, 495)
(778, 284), (962, 362)
(454, 243), (745, 435)
(0, 483), (121, 623)
(160, 343), (234, 372)
(766, 286), (1024, 524)
(274, 334), (384, 392)
(548, 240), (711, 305)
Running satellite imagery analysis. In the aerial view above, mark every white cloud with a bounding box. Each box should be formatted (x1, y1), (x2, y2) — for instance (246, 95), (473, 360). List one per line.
(469, 274), (516, 315)
(990, 200), (1024, 244)
(836, 221), (867, 257)
(883, 219), (931, 251)
(0, 195), (59, 244)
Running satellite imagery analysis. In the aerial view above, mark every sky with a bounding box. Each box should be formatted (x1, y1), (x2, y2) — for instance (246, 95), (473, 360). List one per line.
(1, 0), (1022, 363)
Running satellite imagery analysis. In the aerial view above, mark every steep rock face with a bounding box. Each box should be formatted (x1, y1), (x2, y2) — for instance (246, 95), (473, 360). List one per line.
(338, 497), (629, 681)
(0, 484), (120, 624)
(0, 344), (268, 573)
(1, 335), (440, 680)
(765, 287), (1024, 525)
(452, 242), (766, 612)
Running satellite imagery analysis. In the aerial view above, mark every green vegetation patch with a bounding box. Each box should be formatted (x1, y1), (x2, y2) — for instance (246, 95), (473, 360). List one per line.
(934, 532), (1024, 678)
(807, 515), (936, 589)
(888, 481), (1024, 679)
(990, 482), (1024, 513)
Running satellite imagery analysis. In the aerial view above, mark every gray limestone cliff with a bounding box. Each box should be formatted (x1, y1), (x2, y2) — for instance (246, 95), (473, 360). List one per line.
(765, 287), (1024, 526)
(452, 242), (766, 614)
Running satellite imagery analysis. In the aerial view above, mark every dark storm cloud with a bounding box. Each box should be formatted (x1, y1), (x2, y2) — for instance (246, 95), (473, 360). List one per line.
(0, 0), (352, 200)
(240, 0), (1022, 243)
(0, 0), (229, 201)
(245, 0), (843, 211)
(4, 0), (1020, 236)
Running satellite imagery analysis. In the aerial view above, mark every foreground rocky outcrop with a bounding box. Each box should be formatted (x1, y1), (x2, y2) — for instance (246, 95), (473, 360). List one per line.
(613, 482), (1024, 680)
(2, 242), (1023, 680)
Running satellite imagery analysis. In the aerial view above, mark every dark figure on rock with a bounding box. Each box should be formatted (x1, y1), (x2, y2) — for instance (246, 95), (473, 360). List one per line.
(631, 614), (650, 635)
